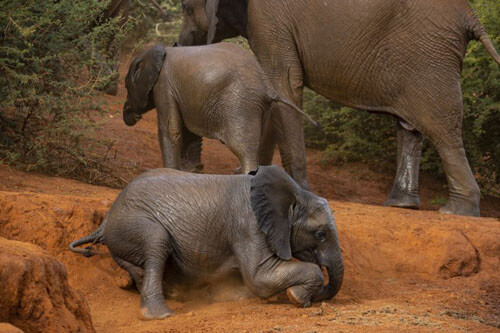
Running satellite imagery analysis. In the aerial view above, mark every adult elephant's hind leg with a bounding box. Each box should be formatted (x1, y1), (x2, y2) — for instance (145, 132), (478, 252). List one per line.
(249, 25), (309, 188)
(435, 142), (480, 216)
(139, 223), (173, 320)
(416, 96), (480, 216)
(272, 101), (309, 189)
(384, 120), (424, 209)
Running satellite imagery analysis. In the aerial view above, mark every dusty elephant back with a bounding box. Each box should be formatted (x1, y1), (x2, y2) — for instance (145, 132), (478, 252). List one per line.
(109, 168), (251, 212)
(102, 169), (256, 281)
(103, 169), (254, 239)
(164, 43), (271, 102)
(159, 43), (272, 138)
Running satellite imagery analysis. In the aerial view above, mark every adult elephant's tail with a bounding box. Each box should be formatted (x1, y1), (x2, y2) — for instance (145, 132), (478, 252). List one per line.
(465, 6), (500, 64)
(69, 215), (108, 257)
(272, 97), (320, 129)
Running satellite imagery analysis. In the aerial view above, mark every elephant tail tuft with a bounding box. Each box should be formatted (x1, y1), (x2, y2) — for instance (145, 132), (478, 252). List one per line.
(69, 215), (108, 257)
(465, 5), (500, 64)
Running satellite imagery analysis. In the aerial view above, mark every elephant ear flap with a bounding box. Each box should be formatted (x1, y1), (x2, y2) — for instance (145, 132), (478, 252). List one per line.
(125, 44), (166, 111)
(250, 166), (301, 260)
(205, 0), (220, 44)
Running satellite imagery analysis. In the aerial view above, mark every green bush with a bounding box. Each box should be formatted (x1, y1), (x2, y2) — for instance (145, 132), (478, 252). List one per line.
(303, 89), (396, 169)
(126, 0), (181, 47)
(0, 0), (129, 185)
(304, 0), (500, 197)
(460, 0), (500, 195)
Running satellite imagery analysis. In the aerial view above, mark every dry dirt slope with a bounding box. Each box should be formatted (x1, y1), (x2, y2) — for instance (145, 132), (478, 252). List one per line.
(0, 165), (499, 332)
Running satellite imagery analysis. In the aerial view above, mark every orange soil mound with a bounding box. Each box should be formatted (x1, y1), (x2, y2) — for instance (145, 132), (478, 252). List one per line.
(0, 323), (23, 333)
(0, 237), (94, 332)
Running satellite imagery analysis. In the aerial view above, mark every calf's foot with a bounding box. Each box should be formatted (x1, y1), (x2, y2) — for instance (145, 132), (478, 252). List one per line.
(286, 286), (312, 308)
(139, 297), (173, 320)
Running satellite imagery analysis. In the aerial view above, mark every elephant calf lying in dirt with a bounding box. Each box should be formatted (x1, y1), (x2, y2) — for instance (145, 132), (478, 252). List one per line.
(70, 166), (344, 320)
(122, 43), (317, 174)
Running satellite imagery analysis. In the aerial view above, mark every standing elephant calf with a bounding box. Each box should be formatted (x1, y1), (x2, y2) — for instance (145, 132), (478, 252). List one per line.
(70, 166), (344, 320)
(123, 43), (316, 174)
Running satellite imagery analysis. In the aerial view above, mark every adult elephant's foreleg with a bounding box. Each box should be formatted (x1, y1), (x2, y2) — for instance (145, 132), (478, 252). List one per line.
(384, 120), (424, 209)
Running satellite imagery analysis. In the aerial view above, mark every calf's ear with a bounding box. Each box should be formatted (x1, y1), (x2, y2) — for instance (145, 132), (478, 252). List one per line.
(250, 165), (301, 260)
(125, 44), (166, 112)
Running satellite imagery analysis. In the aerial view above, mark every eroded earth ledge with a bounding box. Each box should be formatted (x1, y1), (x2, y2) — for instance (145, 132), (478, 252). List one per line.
(0, 237), (95, 333)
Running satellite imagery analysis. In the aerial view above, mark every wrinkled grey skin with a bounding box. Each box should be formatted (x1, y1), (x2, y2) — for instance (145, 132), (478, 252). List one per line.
(123, 43), (316, 174)
(178, 0), (500, 216)
(70, 165), (344, 320)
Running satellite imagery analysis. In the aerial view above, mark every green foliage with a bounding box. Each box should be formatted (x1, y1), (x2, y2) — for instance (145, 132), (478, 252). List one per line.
(304, 0), (500, 196)
(460, 0), (500, 195)
(303, 89), (396, 169)
(127, 0), (182, 47)
(0, 0), (129, 185)
(430, 196), (447, 207)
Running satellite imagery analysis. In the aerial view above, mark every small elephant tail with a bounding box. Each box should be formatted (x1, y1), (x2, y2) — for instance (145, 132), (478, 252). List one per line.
(273, 97), (321, 129)
(465, 6), (500, 64)
(69, 216), (107, 258)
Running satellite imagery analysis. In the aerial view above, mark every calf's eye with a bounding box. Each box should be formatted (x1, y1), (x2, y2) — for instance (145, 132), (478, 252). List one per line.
(314, 230), (327, 241)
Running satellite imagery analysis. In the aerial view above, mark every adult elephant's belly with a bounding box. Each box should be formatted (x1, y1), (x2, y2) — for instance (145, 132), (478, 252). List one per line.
(291, 0), (446, 115)
(301, 37), (411, 115)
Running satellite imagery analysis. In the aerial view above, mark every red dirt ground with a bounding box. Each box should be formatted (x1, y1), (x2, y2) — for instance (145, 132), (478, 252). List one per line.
(0, 60), (499, 332)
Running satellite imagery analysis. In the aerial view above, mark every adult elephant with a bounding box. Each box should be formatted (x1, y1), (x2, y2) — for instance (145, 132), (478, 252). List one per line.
(177, 0), (500, 217)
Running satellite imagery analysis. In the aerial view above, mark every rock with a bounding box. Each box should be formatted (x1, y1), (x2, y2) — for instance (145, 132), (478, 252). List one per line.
(436, 231), (479, 278)
(0, 191), (121, 290)
(0, 237), (94, 333)
(0, 323), (23, 333)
